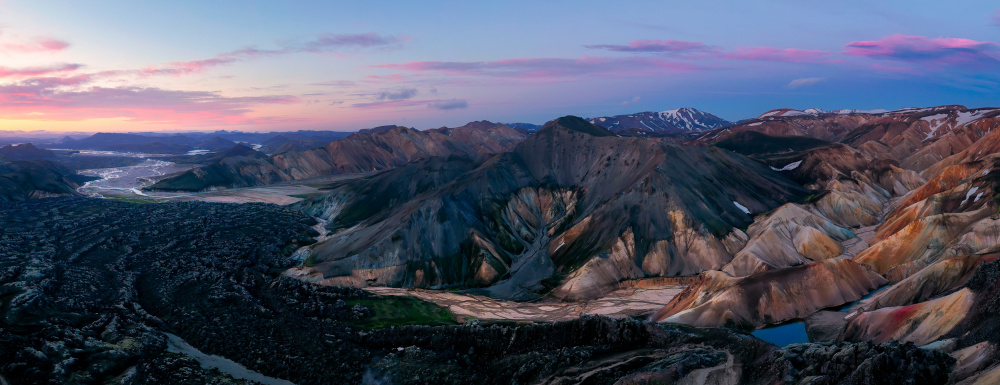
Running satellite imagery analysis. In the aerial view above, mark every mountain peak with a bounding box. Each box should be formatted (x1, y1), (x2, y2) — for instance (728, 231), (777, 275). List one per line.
(589, 108), (731, 133)
(542, 116), (616, 137)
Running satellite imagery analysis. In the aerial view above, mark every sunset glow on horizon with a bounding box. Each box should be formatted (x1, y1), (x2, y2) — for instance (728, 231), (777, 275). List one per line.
(1, 1), (999, 132)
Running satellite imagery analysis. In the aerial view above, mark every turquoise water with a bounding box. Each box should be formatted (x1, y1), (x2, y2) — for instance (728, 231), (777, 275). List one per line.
(834, 285), (891, 312)
(752, 321), (809, 346)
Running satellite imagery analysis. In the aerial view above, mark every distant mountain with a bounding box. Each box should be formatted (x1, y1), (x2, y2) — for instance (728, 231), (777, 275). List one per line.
(357, 125), (406, 135)
(258, 135), (330, 154)
(193, 137), (238, 152)
(588, 108), (732, 134)
(500, 122), (543, 131)
(60, 132), (198, 148)
(0, 143), (56, 160)
(289, 116), (808, 300)
(147, 121), (528, 192)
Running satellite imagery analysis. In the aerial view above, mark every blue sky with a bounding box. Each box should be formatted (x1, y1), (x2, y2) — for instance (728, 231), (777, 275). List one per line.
(0, 0), (998, 131)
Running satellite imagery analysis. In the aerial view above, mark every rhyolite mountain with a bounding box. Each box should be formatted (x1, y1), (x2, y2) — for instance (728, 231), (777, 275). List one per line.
(147, 121), (529, 191)
(588, 107), (732, 134)
(283, 105), (1000, 382)
(644, 104), (1000, 383)
(289, 116), (808, 300)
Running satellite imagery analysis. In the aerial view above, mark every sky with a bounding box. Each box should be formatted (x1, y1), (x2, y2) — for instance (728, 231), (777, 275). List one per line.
(0, 0), (999, 132)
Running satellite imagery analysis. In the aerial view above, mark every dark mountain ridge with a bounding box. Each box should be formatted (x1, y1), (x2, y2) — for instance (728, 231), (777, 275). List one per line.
(292, 116), (808, 300)
(147, 121), (529, 192)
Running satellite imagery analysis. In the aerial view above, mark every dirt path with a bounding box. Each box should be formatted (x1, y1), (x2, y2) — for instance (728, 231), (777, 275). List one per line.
(367, 283), (686, 323)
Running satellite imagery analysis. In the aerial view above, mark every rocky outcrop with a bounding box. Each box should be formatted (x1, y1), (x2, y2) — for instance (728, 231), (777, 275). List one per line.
(651, 259), (886, 329)
(842, 288), (975, 346)
(722, 204), (854, 276)
(850, 256), (984, 313)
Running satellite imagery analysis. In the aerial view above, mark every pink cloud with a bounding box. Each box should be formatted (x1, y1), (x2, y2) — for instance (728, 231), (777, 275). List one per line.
(843, 34), (1000, 68)
(351, 98), (467, 109)
(993, 10), (1000, 26)
(723, 47), (833, 63)
(0, 76), (299, 124)
(111, 33), (405, 78)
(0, 63), (81, 78)
(1, 37), (70, 53)
(585, 39), (713, 53)
(374, 57), (702, 80)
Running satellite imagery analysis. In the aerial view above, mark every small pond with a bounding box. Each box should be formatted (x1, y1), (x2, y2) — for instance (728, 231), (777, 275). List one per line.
(751, 321), (809, 346)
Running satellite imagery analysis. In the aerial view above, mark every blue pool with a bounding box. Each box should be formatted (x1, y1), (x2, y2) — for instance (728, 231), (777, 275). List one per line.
(752, 321), (809, 346)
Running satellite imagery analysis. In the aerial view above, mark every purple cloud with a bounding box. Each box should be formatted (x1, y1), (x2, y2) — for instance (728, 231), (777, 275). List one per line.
(429, 99), (468, 110)
(1, 37), (70, 53)
(585, 39), (713, 53)
(301, 32), (405, 52)
(374, 57), (703, 80)
(787, 77), (825, 88)
(0, 63), (82, 78)
(351, 98), (465, 109)
(312, 80), (357, 87)
(0, 75), (297, 124)
(843, 34), (1000, 68)
(121, 33), (405, 77)
(723, 47), (833, 63)
(376, 87), (417, 101)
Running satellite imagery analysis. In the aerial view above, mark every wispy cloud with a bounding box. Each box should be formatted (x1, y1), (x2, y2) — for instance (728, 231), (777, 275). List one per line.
(993, 10), (1000, 27)
(621, 96), (641, 105)
(351, 98), (464, 109)
(429, 99), (468, 110)
(374, 57), (703, 80)
(119, 32), (406, 77)
(788, 77), (825, 88)
(843, 34), (1000, 68)
(0, 63), (82, 78)
(311, 80), (357, 87)
(723, 47), (833, 63)
(585, 39), (712, 53)
(0, 36), (70, 53)
(0, 75), (298, 124)
(376, 87), (417, 101)
(300, 32), (406, 52)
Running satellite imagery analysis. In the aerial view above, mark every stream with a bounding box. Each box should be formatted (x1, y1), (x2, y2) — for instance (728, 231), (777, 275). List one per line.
(72, 151), (194, 198)
(164, 333), (296, 385)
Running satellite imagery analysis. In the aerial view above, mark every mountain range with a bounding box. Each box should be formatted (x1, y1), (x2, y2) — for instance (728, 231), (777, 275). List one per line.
(147, 121), (529, 191)
(6, 103), (1000, 383)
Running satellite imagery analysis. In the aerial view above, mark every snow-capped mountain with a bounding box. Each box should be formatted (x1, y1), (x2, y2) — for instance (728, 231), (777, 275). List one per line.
(588, 107), (732, 133)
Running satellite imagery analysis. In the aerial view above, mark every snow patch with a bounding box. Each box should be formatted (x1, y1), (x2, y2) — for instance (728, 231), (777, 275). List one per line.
(733, 201), (751, 214)
(961, 187), (980, 206)
(921, 113), (949, 142)
(955, 111), (984, 127)
(747, 122), (762, 127)
(770, 160), (802, 171)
